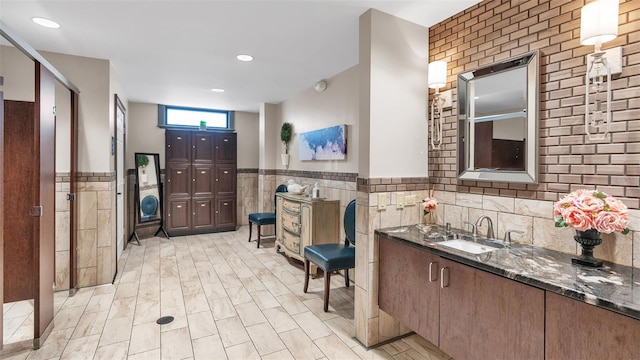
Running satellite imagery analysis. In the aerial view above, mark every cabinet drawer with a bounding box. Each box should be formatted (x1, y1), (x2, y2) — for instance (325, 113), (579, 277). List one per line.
(282, 199), (301, 213)
(282, 211), (300, 234)
(283, 230), (301, 254)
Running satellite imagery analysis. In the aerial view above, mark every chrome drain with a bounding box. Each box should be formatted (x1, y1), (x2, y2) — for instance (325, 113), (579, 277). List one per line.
(156, 316), (174, 325)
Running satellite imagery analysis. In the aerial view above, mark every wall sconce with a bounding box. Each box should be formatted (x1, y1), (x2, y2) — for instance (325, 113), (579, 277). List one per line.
(580, 0), (621, 141)
(428, 60), (449, 150)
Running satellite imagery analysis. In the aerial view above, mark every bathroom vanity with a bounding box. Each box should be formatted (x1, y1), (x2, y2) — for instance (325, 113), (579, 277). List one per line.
(377, 225), (640, 359)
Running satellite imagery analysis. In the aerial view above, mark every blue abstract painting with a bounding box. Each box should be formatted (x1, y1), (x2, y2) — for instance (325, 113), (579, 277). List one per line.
(299, 124), (347, 160)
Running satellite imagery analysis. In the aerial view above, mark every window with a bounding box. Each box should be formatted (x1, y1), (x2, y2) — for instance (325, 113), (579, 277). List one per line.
(158, 105), (233, 129)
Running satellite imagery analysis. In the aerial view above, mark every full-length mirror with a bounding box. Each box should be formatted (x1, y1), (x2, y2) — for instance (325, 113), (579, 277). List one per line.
(457, 51), (539, 183)
(135, 153), (162, 222)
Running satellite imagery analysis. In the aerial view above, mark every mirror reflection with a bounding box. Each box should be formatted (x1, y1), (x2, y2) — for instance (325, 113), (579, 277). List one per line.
(135, 153), (161, 222)
(457, 51), (539, 183)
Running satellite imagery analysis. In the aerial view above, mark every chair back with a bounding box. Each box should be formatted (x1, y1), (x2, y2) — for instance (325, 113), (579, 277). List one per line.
(344, 199), (356, 246)
(274, 184), (288, 210)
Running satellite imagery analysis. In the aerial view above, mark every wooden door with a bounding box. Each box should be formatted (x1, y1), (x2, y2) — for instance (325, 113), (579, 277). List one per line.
(166, 130), (191, 163)
(193, 132), (214, 164)
(439, 259), (544, 359)
(546, 292), (640, 359)
(215, 164), (236, 197)
(167, 199), (191, 232)
(0, 77), (4, 348)
(34, 63), (56, 345)
(378, 236), (440, 345)
(215, 198), (236, 229)
(214, 132), (236, 163)
(192, 198), (214, 230)
(3, 100), (35, 303)
(193, 164), (214, 197)
(166, 164), (191, 198)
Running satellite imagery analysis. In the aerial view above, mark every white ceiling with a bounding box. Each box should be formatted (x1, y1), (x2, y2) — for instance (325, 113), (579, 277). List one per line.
(0, 0), (479, 112)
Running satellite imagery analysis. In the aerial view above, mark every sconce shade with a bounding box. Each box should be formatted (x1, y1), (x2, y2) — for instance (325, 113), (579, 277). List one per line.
(428, 60), (447, 89)
(580, 0), (619, 46)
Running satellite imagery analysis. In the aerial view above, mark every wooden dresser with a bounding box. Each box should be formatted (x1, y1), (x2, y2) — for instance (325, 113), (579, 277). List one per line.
(275, 193), (340, 273)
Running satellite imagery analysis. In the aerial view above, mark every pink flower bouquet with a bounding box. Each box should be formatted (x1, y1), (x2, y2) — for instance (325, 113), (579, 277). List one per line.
(554, 189), (629, 234)
(423, 197), (438, 216)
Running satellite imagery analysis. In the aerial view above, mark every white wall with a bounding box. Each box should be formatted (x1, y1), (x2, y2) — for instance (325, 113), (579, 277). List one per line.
(41, 51), (111, 173)
(235, 111), (259, 168)
(109, 63), (129, 172)
(359, 9), (429, 178)
(55, 82), (71, 172)
(0, 45), (35, 101)
(259, 103), (278, 170)
(126, 102), (166, 169)
(276, 66), (359, 173)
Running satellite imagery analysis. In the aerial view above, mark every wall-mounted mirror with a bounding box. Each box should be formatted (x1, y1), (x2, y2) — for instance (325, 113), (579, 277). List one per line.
(135, 153), (162, 222)
(457, 51), (539, 183)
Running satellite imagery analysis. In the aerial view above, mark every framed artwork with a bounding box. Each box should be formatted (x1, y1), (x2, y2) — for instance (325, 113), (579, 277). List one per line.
(299, 124), (347, 160)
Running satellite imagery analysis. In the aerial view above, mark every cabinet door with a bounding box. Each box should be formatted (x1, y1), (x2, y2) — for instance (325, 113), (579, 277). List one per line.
(166, 130), (191, 163)
(215, 197), (236, 228)
(378, 236), (440, 345)
(167, 199), (191, 232)
(546, 292), (640, 359)
(214, 132), (236, 163)
(439, 259), (544, 360)
(193, 164), (214, 197)
(166, 164), (191, 198)
(215, 164), (236, 197)
(192, 198), (214, 230)
(193, 131), (214, 164)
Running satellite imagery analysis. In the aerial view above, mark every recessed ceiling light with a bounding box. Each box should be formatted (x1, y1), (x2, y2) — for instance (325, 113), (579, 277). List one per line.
(211, 88), (225, 93)
(236, 54), (254, 62)
(32, 17), (60, 29)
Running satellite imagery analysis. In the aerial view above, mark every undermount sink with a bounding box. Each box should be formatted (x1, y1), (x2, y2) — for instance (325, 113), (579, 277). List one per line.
(439, 239), (501, 255)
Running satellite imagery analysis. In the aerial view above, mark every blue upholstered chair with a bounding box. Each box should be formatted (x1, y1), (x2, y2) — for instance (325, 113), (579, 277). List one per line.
(248, 184), (288, 248)
(303, 199), (356, 312)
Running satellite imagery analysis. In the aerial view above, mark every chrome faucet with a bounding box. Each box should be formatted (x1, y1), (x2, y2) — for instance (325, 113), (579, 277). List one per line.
(475, 216), (495, 239)
(463, 221), (478, 236)
(504, 230), (524, 243)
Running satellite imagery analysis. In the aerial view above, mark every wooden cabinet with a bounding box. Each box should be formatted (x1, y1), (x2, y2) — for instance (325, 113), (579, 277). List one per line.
(275, 193), (340, 273)
(378, 235), (544, 360)
(545, 292), (640, 359)
(165, 130), (236, 235)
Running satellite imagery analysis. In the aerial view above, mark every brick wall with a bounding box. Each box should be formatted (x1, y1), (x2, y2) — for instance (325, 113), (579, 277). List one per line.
(428, 0), (640, 209)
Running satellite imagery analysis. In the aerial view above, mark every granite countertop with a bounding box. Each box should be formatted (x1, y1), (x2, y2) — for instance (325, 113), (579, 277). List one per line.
(376, 224), (640, 321)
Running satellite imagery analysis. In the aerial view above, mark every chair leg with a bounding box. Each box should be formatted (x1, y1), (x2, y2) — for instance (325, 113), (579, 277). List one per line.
(248, 222), (253, 242)
(345, 268), (350, 288)
(323, 269), (331, 312)
(303, 259), (310, 293)
(257, 225), (262, 248)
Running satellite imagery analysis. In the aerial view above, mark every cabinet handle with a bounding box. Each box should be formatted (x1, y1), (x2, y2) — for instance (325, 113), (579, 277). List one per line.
(201, 171), (206, 174)
(177, 205), (182, 208)
(176, 136), (182, 140)
(223, 202), (228, 206)
(201, 204), (206, 207)
(224, 171), (229, 174)
(440, 267), (449, 288)
(168, 144), (171, 148)
(177, 171), (182, 174)
(216, 179), (219, 182)
(429, 262), (438, 282)
(224, 138), (228, 142)
(201, 138), (206, 141)
(193, 179), (195, 181)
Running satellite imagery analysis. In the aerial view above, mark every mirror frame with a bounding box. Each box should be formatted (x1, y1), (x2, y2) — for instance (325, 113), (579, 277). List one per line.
(134, 152), (162, 223)
(457, 51), (539, 184)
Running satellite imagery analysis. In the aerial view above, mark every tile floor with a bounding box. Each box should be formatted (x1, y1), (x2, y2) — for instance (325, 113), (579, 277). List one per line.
(1, 226), (452, 360)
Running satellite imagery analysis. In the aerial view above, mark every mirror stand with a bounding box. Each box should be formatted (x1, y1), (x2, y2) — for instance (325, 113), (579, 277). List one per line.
(128, 182), (169, 245)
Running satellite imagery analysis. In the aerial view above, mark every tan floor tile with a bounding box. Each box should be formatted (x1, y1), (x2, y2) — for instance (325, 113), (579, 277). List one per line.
(249, 290), (280, 310)
(192, 334), (227, 360)
(351, 345), (395, 360)
(25, 327), (73, 360)
(159, 306), (188, 332)
(293, 311), (333, 340)
(114, 281), (140, 299)
(134, 301), (160, 325)
(246, 322), (286, 355)
(93, 340), (129, 360)
(314, 334), (360, 360)
(84, 292), (115, 314)
(240, 276), (267, 293)
(226, 286), (253, 305)
(209, 297), (237, 320)
(225, 341), (261, 360)
(187, 311), (218, 339)
(71, 310), (108, 339)
(263, 279), (293, 297)
(52, 306), (84, 330)
(59, 334), (100, 360)
(279, 328), (325, 360)
(262, 307), (299, 334)
(216, 316), (251, 348)
(129, 321), (161, 355)
(235, 301), (267, 327)
(401, 334), (451, 360)
(160, 323), (194, 359)
(183, 293), (210, 315)
(261, 349), (295, 360)
(107, 296), (137, 319)
(324, 316), (359, 348)
(98, 316), (133, 347)
(277, 294), (309, 315)
(160, 288), (185, 310)
(127, 348), (161, 360)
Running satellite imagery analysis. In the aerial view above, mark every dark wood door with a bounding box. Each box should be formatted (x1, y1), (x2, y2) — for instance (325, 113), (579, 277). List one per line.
(378, 236), (440, 345)
(546, 292), (640, 359)
(215, 132), (236, 163)
(215, 164), (236, 197)
(69, 91), (79, 293)
(193, 164), (214, 197)
(215, 197), (236, 228)
(3, 100), (35, 303)
(166, 130), (191, 163)
(439, 259), (544, 360)
(166, 164), (191, 198)
(167, 199), (191, 232)
(34, 63), (56, 344)
(474, 121), (492, 169)
(193, 132), (214, 164)
(192, 198), (214, 230)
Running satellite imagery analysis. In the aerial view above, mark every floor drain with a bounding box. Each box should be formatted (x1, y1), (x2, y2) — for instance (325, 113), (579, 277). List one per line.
(156, 316), (174, 325)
